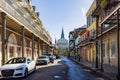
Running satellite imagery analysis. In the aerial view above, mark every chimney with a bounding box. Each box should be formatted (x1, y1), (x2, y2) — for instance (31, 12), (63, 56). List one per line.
(32, 6), (36, 11)
(36, 12), (39, 17)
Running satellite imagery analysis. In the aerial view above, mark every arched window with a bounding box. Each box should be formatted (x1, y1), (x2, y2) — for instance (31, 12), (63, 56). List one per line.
(8, 34), (17, 44)
(8, 34), (17, 59)
(8, 37), (14, 44)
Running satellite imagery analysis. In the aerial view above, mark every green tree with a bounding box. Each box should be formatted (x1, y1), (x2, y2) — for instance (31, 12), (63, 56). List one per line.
(64, 48), (69, 56)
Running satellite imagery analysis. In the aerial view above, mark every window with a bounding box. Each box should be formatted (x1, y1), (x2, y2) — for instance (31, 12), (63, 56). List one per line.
(106, 40), (110, 57)
(111, 41), (116, 57)
(9, 38), (14, 44)
(102, 43), (105, 57)
(9, 47), (14, 58)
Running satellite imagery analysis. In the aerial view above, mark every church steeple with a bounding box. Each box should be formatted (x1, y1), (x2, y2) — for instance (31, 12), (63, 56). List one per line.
(61, 27), (64, 38)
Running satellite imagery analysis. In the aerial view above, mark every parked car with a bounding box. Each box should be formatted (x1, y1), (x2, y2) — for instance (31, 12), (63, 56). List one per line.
(49, 56), (54, 63)
(36, 55), (49, 65)
(54, 54), (60, 59)
(52, 55), (56, 60)
(0, 57), (36, 79)
(43, 53), (52, 58)
(43, 53), (54, 63)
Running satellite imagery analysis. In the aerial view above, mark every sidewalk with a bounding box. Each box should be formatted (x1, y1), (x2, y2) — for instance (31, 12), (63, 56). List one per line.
(71, 58), (117, 80)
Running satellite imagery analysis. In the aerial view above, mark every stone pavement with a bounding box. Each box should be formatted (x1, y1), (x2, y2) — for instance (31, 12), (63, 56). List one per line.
(71, 58), (117, 80)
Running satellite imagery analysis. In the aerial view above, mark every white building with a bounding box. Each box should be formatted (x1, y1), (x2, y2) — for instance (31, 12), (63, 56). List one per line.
(57, 28), (69, 54)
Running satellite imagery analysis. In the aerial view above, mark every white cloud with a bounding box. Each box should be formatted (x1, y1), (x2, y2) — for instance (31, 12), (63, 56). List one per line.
(81, 8), (86, 17)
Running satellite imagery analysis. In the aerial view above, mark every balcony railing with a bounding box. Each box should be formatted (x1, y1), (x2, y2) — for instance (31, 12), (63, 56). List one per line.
(69, 38), (75, 41)
(97, 23), (116, 37)
(96, 0), (101, 6)
(89, 34), (96, 40)
(100, 0), (120, 23)
(0, 0), (51, 44)
(20, 0), (32, 13)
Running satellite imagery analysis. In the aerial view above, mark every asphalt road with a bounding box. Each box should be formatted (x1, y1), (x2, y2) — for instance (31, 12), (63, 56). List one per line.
(1, 57), (111, 80)
(63, 57), (110, 80)
(1, 59), (68, 80)
(23, 59), (68, 80)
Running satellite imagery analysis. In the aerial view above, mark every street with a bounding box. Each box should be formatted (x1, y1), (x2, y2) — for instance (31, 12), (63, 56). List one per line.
(1, 59), (68, 80)
(63, 57), (110, 80)
(1, 57), (110, 80)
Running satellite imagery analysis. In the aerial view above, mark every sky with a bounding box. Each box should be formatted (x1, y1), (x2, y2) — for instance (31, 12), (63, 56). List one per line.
(32, 0), (94, 43)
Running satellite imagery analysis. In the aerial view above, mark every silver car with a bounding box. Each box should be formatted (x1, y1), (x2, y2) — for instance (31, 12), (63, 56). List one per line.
(36, 55), (49, 65)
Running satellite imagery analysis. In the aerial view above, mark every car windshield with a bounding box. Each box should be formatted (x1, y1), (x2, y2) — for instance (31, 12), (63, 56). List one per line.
(43, 54), (51, 56)
(6, 58), (26, 64)
(38, 56), (46, 58)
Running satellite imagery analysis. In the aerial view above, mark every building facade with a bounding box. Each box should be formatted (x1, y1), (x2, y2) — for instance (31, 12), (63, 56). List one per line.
(0, 0), (52, 66)
(68, 0), (120, 79)
(69, 25), (86, 60)
(93, 0), (120, 78)
(85, 1), (96, 64)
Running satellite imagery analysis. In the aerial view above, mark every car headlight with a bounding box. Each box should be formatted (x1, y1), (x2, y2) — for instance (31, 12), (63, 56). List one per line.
(16, 68), (23, 70)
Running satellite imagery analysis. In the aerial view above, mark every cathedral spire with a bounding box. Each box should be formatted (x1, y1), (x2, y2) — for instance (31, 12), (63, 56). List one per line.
(61, 27), (64, 38)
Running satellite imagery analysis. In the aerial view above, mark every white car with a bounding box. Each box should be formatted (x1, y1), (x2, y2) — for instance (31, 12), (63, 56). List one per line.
(0, 57), (36, 79)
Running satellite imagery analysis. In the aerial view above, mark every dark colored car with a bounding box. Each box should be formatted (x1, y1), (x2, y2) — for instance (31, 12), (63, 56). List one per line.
(54, 54), (60, 59)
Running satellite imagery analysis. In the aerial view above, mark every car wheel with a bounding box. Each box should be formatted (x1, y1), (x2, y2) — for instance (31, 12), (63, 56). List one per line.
(24, 68), (28, 77)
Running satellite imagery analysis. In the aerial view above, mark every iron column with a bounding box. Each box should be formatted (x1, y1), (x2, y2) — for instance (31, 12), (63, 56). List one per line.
(95, 16), (99, 68)
(100, 24), (104, 72)
(117, 9), (120, 80)
(1, 12), (6, 65)
(38, 39), (40, 57)
(21, 26), (24, 57)
(32, 33), (34, 60)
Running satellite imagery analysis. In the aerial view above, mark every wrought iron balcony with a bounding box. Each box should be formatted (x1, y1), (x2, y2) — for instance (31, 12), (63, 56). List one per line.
(88, 34), (96, 41)
(96, 0), (109, 7)
(0, 0), (51, 44)
(20, 1), (32, 13)
(100, 0), (120, 23)
(69, 38), (75, 41)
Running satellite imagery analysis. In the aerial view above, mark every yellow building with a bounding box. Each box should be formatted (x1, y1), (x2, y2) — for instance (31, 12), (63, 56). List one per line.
(0, 0), (52, 66)
(86, 1), (96, 62)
